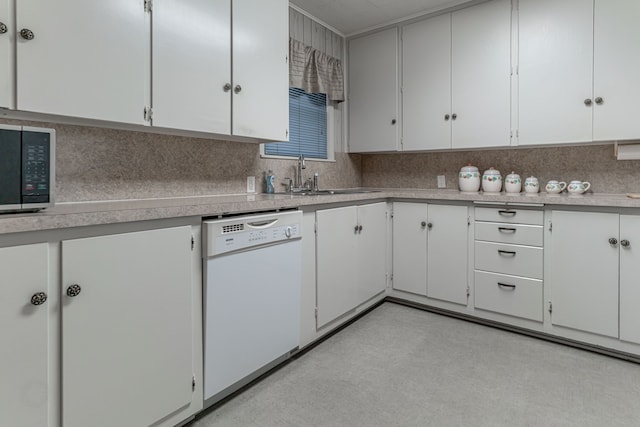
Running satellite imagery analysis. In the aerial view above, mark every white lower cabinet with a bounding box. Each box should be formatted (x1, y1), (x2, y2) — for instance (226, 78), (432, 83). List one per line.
(0, 243), (51, 427)
(619, 215), (640, 344)
(61, 227), (195, 427)
(392, 202), (469, 305)
(316, 203), (387, 328)
(474, 271), (543, 322)
(549, 211), (619, 338)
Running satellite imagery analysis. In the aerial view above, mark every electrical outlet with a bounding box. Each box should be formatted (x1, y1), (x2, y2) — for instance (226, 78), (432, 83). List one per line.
(246, 176), (256, 193)
(437, 175), (446, 188)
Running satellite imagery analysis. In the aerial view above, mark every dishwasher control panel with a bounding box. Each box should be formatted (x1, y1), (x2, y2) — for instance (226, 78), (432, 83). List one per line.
(204, 211), (302, 257)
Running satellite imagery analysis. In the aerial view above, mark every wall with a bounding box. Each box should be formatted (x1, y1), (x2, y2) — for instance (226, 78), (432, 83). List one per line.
(362, 144), (640, 194)
(0, 118), (362, 202)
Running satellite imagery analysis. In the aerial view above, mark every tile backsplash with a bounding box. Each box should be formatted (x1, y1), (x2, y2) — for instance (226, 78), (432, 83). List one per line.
(0, 118), (362, 202)
(362, 144), (640, 194)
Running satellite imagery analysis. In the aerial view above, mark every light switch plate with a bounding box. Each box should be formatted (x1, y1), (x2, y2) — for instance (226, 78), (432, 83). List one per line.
(437, 175), (446, 188)
(247, 176), (256, 193)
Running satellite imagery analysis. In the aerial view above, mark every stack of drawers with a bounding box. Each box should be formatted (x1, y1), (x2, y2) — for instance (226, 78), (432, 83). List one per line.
(474, 207), (544, 322)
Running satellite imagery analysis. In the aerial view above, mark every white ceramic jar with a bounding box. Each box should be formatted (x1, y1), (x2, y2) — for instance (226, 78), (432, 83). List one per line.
(545, 180), (567, 194)
(459, 164), (481, 193)
(567, 180), (591, 195)
(482, 168), (502, 193)
(504, 172), (522, 193)
(524, 176), (539, 194)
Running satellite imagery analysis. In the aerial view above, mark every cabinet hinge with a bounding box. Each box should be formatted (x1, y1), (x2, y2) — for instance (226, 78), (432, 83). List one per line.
(192, 375), (196, 392)
(314, 307), (318, 319)
(466, 286), (470, 298)
(549, 221), (553, 232)
(285, 55), (288, 64)
(314, 222), (317, 234)
(548, 301), (553, 314)
(144, 0), (152, 12)
(144, 106), (153, 122)
(467, 216), (471, 226)
(191, 235), (195, 251)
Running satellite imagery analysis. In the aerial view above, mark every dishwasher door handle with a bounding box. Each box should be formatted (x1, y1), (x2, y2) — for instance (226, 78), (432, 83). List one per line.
(246, 219), (279, 229)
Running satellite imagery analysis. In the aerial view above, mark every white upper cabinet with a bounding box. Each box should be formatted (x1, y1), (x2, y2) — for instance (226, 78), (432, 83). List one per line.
(232, 0), (289, 141)
(0, 0), (11, 109)
(519, 0), (594, 145)
(402, 14), (451, 151)
(401, 0), (511, 151)
(451, 0), (511, 149)
(15, 0), (149, 125)
(592, 0), (640, 141)
(349, 28), (399, 153)
(152, 0), (231, 134)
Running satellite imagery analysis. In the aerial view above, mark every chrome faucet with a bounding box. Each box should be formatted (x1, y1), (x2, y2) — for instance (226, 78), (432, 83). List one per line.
(296, 155), (306, 189)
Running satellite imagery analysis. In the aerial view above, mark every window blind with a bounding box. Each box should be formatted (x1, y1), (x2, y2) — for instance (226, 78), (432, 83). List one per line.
(265, 88), (327, 159)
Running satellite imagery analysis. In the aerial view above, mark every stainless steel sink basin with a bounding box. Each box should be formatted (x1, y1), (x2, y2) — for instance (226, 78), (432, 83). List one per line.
(289, 189), (381, 196)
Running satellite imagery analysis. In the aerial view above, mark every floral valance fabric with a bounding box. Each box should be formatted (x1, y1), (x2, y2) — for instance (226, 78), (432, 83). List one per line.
(289, 38), (345, 102)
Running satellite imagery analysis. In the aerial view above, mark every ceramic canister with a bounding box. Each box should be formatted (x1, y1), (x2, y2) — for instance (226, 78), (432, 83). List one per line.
(524, 176), (539, 194)
(482, 168), (502, 193)
(504, 172), (522, 193)
(459, 164), (481, 193)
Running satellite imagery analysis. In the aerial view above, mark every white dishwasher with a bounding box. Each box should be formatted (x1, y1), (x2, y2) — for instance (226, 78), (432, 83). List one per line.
(202, 210), (302, 407)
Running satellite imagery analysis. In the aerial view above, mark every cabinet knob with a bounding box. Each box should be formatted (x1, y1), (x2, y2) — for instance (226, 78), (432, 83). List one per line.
(444, 114), (450, 121)
(30, 292), (48, 306)
(595, 97), (604, 105)
(358, 225), (363, 233)
(608, 238), (618, 246)
(223, 83), (232, 92)
(621, 239), (630, 248)
(0, 22), (8, 34)
(19, 28), (35, 40)
(427, 222), (433, 230)
(66, 284), (82, 298)
(354, 225), (359, 234)
(234, 85), (242, 94)
(584, 98), (593, 106)
(391, 119), (397, 125)
(451, 113), (457, 120)
(421, 221), (427, 227)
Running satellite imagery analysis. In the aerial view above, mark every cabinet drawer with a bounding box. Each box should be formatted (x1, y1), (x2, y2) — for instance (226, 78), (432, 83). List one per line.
(475, 207), (543, 225)
(475, 222), (543, 246)
(474, 241), (543, 279)
(474, 271), (543, 322)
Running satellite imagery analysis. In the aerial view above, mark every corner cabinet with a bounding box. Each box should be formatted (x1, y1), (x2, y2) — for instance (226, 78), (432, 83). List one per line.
(518, 0), (640, 145)
(348, 28), (399, 153)
(0, 0), (11, 109)
(1, 243), (52, 427)
(61, 227), (195, 427)
(316, 202), (388, 327)
(152, 0), (289, 140)
(15, 0), (149, 124)
(402, 0), (512, 151)
(392, 202), (469, 306)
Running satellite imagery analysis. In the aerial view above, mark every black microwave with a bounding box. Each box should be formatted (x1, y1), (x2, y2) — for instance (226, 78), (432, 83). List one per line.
(0, 124), (55, 213)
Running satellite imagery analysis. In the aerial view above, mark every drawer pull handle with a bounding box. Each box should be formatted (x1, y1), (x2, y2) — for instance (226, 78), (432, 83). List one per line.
(498, 250), (517, 257)
(498, 282), (516, 290)
(498, 210), (516, 217)
(498, 227), (517, 233)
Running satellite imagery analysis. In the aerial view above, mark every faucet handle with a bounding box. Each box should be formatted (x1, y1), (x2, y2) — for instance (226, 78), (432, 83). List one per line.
(282, 177), (293, 192)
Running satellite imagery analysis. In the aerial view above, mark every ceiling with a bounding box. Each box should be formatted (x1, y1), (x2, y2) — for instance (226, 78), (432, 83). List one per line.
(290, 0), (473, 36)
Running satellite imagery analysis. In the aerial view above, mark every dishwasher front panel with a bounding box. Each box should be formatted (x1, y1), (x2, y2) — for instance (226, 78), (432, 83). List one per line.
(203, 238), (301, 404)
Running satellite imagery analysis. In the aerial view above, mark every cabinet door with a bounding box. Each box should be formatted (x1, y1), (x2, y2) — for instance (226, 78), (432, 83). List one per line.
(316, 206), (358, 328)
(62, 227), (193, 427)
(427, 204), (469, 305)
(16, 0), (149, 124)
(357, 202), (387, 302)
(592, 0), (640, 141)
(152, 0), (230, 134)
(550, 211), (618, 338)
(518, 0), (593, 145)
(349, 28), (399, 153)
(619, 215), (640, 344)
(0, 244), (50, 427)
(451, 0), (511, 149)
(0, 0), (11, 109)
(392, 202), (428, 295)
(232, 0), (288, 141)
(402, 14), (451, 151)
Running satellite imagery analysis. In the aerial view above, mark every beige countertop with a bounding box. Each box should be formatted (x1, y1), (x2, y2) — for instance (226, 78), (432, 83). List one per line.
(2, 189), (640, 235)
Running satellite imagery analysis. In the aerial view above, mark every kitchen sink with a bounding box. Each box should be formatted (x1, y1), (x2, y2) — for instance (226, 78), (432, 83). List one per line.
(289, 189), (381, 196)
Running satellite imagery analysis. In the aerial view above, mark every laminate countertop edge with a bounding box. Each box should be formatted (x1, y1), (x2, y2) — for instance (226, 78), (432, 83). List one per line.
(1, 189), (640, 235)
